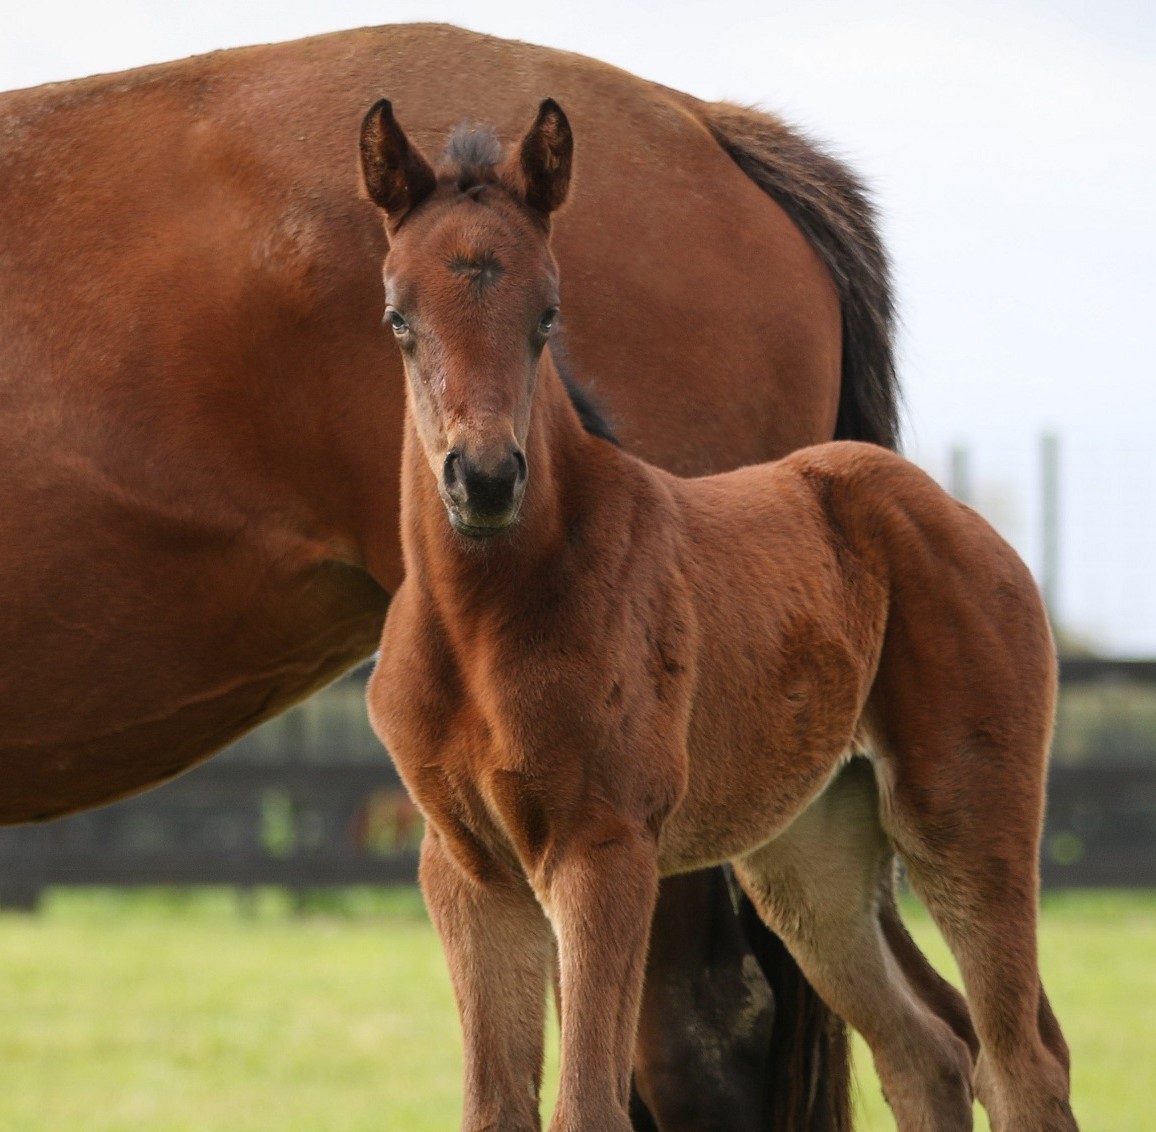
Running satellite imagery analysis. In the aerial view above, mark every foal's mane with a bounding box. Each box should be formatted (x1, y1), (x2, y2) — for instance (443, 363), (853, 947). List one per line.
(555, 356), (620, 448)
(441, 122), (621, 450)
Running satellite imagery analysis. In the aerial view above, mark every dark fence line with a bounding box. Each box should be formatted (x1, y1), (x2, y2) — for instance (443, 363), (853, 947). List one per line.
(1, 762), (1153, 907)
(0, 764), (419, 909)
(1041, 765), (1156, 888)
(1, 659), (1155, 907)
(1060, 657), (1156, 683)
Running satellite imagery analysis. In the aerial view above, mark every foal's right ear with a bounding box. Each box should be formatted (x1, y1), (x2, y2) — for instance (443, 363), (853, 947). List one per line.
(502, 99), (573, 219)
(359, 99), (437, 228)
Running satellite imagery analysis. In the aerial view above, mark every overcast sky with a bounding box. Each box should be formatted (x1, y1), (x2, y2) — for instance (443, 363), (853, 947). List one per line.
(5, 1), (1154, 652)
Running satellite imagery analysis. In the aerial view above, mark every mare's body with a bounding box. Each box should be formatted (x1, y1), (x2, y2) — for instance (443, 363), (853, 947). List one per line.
(2, 26), (895, 1129)
(363, 100), (1077, 1132)
(0, 24), (884, 819)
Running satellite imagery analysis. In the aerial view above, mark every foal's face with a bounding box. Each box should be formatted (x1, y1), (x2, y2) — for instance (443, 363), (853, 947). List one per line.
(383, 194), (560, 538)
(359, 97), (573, 539)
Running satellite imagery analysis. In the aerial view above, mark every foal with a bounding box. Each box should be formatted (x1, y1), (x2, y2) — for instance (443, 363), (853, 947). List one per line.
(360, 99), (1077, 1132)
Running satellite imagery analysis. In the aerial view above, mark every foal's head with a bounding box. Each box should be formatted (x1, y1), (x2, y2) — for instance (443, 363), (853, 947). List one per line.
(359, 98), (573, 538)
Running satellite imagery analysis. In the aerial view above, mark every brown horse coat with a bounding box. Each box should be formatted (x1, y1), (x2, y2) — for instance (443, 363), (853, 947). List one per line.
(363, 99), (1077, 1132)
(2, 25), (896, 1130)
(0, 24), (880, 820)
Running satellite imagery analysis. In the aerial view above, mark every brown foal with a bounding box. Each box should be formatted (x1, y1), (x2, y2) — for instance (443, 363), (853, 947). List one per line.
(361, 99), (1078, 1132)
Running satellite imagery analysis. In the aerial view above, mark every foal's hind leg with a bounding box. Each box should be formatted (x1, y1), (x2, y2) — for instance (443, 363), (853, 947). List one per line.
(733, 759), (975, 1132)
(869, 740), (1077, 1128)
(868, 697), (1077, 1129)
(877, 865), (980, 1061)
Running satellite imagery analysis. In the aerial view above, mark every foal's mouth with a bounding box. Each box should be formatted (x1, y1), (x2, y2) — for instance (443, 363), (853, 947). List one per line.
(445, 505), (520, 540)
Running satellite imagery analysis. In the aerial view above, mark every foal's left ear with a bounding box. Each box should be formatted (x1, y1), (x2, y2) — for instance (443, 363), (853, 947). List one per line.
(502, 99), (573, 218)
(359, 98), (437, 229)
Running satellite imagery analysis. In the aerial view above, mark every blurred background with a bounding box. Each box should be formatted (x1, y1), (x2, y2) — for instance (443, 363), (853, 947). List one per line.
(2, 4), (1154, 1129)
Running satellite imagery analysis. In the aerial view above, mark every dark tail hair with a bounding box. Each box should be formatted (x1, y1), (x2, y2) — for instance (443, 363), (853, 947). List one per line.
(739, 895), (852, 1132)
(697, 100), (900, 451)
(694, 100), (903, 1132)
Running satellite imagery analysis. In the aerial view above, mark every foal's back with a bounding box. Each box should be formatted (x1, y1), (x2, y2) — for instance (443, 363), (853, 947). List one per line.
(676, 439), (1051, 709)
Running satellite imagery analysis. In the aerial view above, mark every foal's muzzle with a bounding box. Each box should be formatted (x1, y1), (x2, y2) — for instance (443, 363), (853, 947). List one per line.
(441, 443), (528, 537)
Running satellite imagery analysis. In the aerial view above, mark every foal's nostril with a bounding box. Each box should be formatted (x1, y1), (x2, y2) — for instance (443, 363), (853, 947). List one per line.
(512, 448), (527, 485)
(443, 448), (468, 505)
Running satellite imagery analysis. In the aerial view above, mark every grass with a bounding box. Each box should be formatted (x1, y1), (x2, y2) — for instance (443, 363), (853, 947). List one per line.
(0, 888), (1152, 1129)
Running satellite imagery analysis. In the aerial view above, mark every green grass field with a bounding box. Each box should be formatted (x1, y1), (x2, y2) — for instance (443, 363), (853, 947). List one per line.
(0, 888), (1151, 1130)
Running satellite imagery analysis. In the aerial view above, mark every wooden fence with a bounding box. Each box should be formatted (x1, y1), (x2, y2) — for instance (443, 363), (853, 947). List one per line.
(0, 763), (420, 909)
(1, 660), (1154, 906)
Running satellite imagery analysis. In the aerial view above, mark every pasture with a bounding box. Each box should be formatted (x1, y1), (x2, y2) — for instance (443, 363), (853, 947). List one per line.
(0, 888), (1150, 1130)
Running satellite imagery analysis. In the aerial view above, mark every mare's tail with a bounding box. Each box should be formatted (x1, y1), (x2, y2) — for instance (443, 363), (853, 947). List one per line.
(695, 100), (902, 1132)
(739, 895), (852, 1132)
(696, 100), (900, 450)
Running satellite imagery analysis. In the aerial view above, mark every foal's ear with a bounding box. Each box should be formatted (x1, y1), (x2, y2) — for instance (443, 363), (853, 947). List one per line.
(359, 99), (437, 228)
(502, 99), (573, 218)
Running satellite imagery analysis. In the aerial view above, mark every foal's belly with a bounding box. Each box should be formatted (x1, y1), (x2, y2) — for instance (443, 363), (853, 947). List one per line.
(657, 741), (854, 875)
(651, 580), (874, 873)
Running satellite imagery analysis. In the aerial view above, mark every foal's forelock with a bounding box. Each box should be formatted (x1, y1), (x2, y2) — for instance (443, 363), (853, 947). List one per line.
(444, 123), (505, 189)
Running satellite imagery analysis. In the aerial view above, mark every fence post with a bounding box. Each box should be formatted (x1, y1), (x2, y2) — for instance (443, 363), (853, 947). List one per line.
(1041, 433), (1060, 625)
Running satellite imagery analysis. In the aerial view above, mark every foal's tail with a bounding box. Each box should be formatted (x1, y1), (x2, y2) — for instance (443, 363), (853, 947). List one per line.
(695, 100), (900, 450)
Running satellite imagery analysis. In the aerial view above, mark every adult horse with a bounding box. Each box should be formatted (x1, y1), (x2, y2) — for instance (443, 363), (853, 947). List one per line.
(0, 24), (896, 1130)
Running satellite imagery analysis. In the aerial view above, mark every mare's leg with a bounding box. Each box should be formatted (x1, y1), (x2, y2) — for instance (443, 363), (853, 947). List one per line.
(419, 828), (554, 1132)
(733, 758), (975, 1132)
(868, 725), (1077, 1129)
(632, 869), (774, 1132)
(538, 823), (660, 1132)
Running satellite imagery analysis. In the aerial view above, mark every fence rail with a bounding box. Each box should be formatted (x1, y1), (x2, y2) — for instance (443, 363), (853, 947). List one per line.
(1041, 765), (1156, 887)
(0, 763), (420, 908)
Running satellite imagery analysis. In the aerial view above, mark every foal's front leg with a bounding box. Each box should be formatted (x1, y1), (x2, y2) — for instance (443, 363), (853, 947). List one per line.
(538, 825), (660, 1132)
(420, 828), (555, 1132)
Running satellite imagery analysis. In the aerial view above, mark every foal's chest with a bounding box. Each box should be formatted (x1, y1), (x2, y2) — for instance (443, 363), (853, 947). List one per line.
(369, 617), (556, 863)
(369, 580), (690, 877)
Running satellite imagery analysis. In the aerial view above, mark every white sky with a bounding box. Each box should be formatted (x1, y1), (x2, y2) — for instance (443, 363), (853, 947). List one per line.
(5, 1), (1155, 652)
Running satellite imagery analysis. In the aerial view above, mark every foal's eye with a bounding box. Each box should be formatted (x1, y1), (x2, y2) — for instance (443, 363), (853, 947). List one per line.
(384, 307), (410, 335)
(538, 308), (559, 335)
